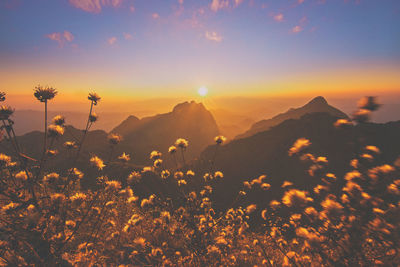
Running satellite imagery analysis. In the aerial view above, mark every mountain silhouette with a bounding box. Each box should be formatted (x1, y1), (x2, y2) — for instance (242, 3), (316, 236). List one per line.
(111, 101), (219, 163)
(236, 96), (348, 139)
(198, 112), (400, 211)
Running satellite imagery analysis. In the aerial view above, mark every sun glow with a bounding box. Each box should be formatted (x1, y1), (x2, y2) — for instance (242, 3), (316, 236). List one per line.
(198, 86), (208, 97)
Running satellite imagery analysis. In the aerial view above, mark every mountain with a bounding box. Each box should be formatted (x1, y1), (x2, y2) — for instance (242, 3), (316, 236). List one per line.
(198, 112), (400, 211)
(110, 101), (219, 163)
(236, 96), (349, 139)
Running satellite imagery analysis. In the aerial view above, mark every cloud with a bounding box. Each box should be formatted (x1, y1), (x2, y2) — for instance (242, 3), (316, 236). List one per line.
(273, 13), (284, 22)
(291, 25), (303, 33)
(205, 31), (223, 42)
(210, 0), (243, 12)
(123, 32), (133, 40)
(152, 13), (160, 19)
(69, 0), (123, 13)
(129, 5), (135, 12)
(298, 0), (305, 4)
(108, 36), (117, 45)
(178, 0), (184, 4)
(46, 31), (75, 47)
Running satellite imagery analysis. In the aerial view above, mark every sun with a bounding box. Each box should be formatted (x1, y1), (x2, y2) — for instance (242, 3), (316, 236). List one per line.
(198, 86), (208, 97)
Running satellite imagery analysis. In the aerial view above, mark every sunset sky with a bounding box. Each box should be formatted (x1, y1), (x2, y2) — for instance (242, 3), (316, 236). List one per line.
(1, 0), (399, 106)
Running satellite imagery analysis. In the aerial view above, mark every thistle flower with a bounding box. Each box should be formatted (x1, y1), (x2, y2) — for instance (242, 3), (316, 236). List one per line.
(334, 119), (353, 129)
(282, 189), (313, 208)
(46, 149), (58, 157)
(15, 171), (28, 181)
(320, 198), (344, 221)
(89, 112), (98, 123)
(281, 181), (293, 188)
(168, 145), (177, 154)
(105, 180), (122, 191)
(214, 171), (223, 179)
(64, 141), (77, 149)
(0, 92), (5, 102)
(214, 135), (226, 145)
(358, 96), (381, 111)
(161, 170), (170, 179)
(150, 150), (162, 160)
(0, 105), (14, 120)
(261, 183), (271, 190)
(352, 109), (371, 123)
(0, 153), (11, 167)
(289, 138), (311, 156)
(365, 145), (380, 154)
(88, 92), (101, 105)
(127, 171), (141, 184)
(90, 155), (105, 170)
(48, 124), (65, 137)
(69, 168), (84, 180)
(107, 133), (122, 145)
(34, 85), (57, 102)
(246, 204), (257, 214)
(52, 115), (65, 126)
(174, 171), (184, 180)
(175, 138), (188, 149)
(154, 158), (163, 168)
(186, 170), (195, 178)
(118, 152), (130, 162)
(178, 179), (187, 186)
(43, 172), (60, 184)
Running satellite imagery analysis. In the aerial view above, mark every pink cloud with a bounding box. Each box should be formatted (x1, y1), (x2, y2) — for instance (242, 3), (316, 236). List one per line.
(46, 31), (75, 47)
(178, 0), (184, 4)
(298, 0), (305, 4)
(129, 5), (135, 12)
(291, 25), (303, 33)
(69, 0), (123, 14)
(205, 31), (223, 42)
(273, 13), (284, 22)
(152, 13), (160, 19)
(210, 0), (243, 12)
(123, 32), (133, 40)
(108, 36), (117, 45)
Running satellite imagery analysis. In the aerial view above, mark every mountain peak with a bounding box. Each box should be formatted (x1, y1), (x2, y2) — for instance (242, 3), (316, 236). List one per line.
(172, 101), (205, 113)
(307, 96), (328, 106)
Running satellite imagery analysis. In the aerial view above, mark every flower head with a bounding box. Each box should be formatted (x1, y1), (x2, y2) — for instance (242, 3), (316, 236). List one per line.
(0, 105), (14, 120)
(214, 135), (227, 145)
(118, 152), (130, 162)
(88, 92), (101, 105)
(64, 141), (77, 149)
(108, 133), (122, 145)
(168, 145), (177, 154)
(90, 155), (105, 170)
(150, 150), (162, 160)
(0, 153), (12, 168)
(52, 115), (65, 126)
(34, 85), (57, 102)
(48, 124), (65, 137)
(282, 189), (313, 208)
(0, 92), (6, 102)
(175, 138), (188, 149)
(289, 138), (311, 156)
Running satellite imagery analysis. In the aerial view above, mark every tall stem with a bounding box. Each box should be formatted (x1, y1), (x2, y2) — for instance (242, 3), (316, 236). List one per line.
(44, 100), (47, 156)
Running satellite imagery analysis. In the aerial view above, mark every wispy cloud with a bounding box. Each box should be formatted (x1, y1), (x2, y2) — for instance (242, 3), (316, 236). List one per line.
(291, 25), (303, 33)
(152, 13), (160, 19)
(123, 32), (133, 40)
(205, 31), (223, 42)
(46, 31), (75, 47)
(69, 0), (123, 13)
(210, 0), (243, 12)
(291, 16), (308, 34)
(108, 36), (117, 45)
(273, 13), (284, 22)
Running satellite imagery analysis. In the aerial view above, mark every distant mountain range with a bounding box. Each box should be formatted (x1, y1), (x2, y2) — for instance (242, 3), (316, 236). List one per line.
(236, 96), (348, 139)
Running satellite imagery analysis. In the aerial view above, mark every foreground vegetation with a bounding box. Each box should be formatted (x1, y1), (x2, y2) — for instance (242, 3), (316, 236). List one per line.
(0, 89), (399, 266)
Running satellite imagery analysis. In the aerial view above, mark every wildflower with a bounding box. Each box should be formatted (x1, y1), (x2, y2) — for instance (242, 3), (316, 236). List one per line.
(43, 172), (59, 184)
(46, 149), (58, 157)
(289, 138), (311, 156)
(127, 171), (141, 184)
(107, 133), (122, 145)
(50, 193), (65, 203)
(65, 220), (76, 229)
(151, 248), (163, 257)
(214, 171), (223, 179)
(320, 198), (344, 221)
(0, 105), (14, 120)
(69, 168), (84, 180)
(352, 109), (370, 123)
(243, 181), (251, 189)
(174, 171), (184, 180)
(90, 155), (105, 170)
(0, 92), (5, 102)
(153, 158), (163, 168)
(334, 118), (353, 129)
(150, 150), (162, 160)
(365, 145), (380, 154)
(246, 204), (257, 214)
(127, 196), (139, 203)
(71, 192), (87, 204)
(214, 135), (226, 145)
(0, 153), (11, 167)
(64, 141), (77, 149)
(89, 112), (98, 123)
(261, 183), (271, 190)
(270, 200), (280, 209)
(142, 166), (153, 173)
(105, 180), (121, 191)
(175, 138), (188, 149)
(141, 198), (151, 208)
(358, 96), (381, 111)
(178, 179), (187, 186)
(345, 170), (362, 181)
(168, 145), (177, 154)
(48, 124), (65, 137)
(34, 85), (57, 102)
(281, 181), (293, 188)
(282, 189), (312, 208)
(161, 170), (170, 179)
(186, 170), (195, 178)
(368, 164), (395, 180)
(343, 181), (363, 197)
(52, 115), (65, 126)
(304, 207), (318, 219)
(118, 152), (130, 162)
(15, 171), (28, 181)
(88, 92), (101, 105)
(261, 209), (268, 220)
(387, 183), (399, 195)
(239, 190), (246, 196)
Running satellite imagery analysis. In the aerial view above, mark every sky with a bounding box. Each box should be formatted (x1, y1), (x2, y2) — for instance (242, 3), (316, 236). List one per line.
(0, 0), (400, 108)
